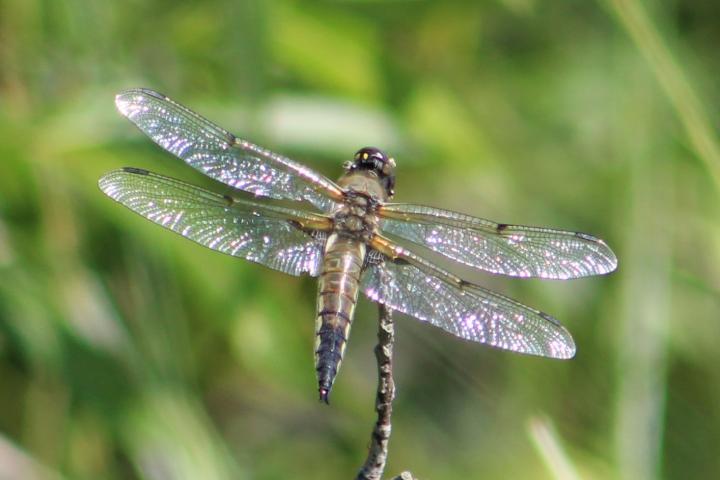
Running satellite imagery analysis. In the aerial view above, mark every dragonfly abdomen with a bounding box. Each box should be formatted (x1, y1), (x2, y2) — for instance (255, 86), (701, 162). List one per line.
(315, 233), (366, 403)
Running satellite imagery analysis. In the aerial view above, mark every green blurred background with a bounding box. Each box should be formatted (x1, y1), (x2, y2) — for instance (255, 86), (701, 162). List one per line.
(1, 0), (718, 479)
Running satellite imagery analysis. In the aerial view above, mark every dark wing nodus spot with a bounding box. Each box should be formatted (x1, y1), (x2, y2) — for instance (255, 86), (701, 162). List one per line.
(287, 219), (303, 230)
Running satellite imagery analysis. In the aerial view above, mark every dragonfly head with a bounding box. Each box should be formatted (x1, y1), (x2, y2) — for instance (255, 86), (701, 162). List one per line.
(348, 147), (396, 198)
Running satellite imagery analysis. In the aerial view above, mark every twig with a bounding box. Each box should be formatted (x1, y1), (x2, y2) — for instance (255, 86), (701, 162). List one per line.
(356, 303), (395, 479)
(356, 304), (417, 480)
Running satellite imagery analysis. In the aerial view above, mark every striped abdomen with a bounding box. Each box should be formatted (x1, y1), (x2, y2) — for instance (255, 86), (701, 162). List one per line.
(316, 233), (366, 403)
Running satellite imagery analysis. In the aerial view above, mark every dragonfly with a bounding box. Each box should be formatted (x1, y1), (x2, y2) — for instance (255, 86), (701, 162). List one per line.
(99, 88), (618, 403)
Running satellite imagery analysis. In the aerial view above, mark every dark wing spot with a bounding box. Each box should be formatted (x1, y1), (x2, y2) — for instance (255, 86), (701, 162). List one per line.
(122, 167), (149, 175)
(575, 232), (600, 242)
(496, 223), (509, 233)
(287, 219), (330, 237)
(222, 194), (235, 206)
(288, 219), (311, 233)
(225, 131), (238, 145)
(539, 311), (563, 327)
(141, 88), (166, 100)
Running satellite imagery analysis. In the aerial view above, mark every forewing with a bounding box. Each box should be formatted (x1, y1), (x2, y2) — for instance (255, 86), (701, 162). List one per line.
(362, 241), (575, 359)
(379, 203), (617, 279)
(99, 168), (332, 276)
(115, 88), (345, 212)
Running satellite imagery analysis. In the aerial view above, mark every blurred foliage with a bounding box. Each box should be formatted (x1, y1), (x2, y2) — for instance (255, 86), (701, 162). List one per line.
(1, 0), (719, 479)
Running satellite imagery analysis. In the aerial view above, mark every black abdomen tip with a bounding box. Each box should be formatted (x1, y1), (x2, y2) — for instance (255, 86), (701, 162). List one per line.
(319, 388), (330, 404)
(315, 322), (347, 405)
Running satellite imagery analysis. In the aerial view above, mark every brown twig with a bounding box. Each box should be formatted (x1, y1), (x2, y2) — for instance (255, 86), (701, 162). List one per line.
(356, 304), (417, 480)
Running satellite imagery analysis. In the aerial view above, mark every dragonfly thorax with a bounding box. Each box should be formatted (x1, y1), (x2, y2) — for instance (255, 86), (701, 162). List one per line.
(333, 192), (379, 241)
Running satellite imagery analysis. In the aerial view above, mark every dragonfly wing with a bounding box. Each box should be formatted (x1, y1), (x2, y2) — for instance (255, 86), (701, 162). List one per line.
(115, 88), (345, 212)
(362, 236), (575, 359)
(378, 203), (617, 279)
(99, 168), (333, 276)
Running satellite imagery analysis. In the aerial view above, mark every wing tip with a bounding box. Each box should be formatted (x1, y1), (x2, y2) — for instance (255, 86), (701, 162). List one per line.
(551, 330), (576, 360)
(98, 175), (114, 197)
(115, 88), (167, 116)
(98, 167), (150, 196)
(557, 337), (576, 359)
(575, 232), (619, 275)
(537, 311), (576, 359)
(594, 242), (618, 275)
(603, 245), (619, 274)
(98, 169), (123, 196)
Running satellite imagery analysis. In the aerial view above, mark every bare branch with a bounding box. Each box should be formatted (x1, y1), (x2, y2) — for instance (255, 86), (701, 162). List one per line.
(356, 303), (395, 480)
(390, 473), (418, 480)
(356, 304), (417, 480)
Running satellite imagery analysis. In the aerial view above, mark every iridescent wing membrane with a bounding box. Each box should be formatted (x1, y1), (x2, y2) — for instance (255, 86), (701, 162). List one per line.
(366, 204), (618, 358)
(379, 203), (617, 279)
(100, 168), (331, 276)
(114, 88), (345, 212)
(363, 240), (576, 359)
(101, 88), (617, 362)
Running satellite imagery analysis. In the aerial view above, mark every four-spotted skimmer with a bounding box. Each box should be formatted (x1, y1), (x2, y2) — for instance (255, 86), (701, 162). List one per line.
(99, 89), (618, 403)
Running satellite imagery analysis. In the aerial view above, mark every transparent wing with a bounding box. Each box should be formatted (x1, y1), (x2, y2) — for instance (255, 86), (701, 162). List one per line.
(379, 203), (617, 279)
(99, 168), (333, 276)
(115, 88), (345, 212)
(362, 237), (575, 359)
